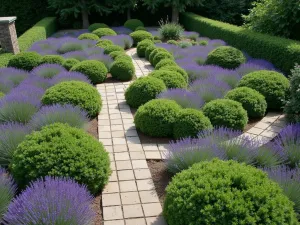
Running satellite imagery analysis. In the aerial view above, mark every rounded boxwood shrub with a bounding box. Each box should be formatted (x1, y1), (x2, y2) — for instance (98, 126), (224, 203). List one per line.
(41, 81), (101, 118)
(115, 54), (132, 62)
(109, 51), (125, 59)
(149, 70), (187, 89)
(164, 159), (298, 225)
(167, 40), (178, 45)
(70, 60), (107, 84)
(129, 31), (153, 45)
(0, 92), (4, 98)
(40, 55), (65, 65)
(203, 99), (248, 130)
(149, 48), (169, 65)
(110, 59), (135, 81)
(124, 19), (144, 31)
(96, 39), (114, 48)
(145, 45), (156, 60)
(206, 46), (246, 69)
(173, 109), (212, 139)
(134, 99), (182, 137)
(8, 52), (41, 71)
(137, 39), (154, 57)
(62, 58), (80, 70)
(159, 66), (189, 83)
(10, 123), (110, 194)
(154, 40), (162, 44)
(103, 45), (125, 55)
(92, 28), (117, 38)
(125, 76), (167, 108)
(78, 33), (100, 41)
(135, 26), (146, 31)
(152, 52), (174, 66)
(238, 70), (290, 110)
(225, 87), (267, 118)
(88, 23), (109, 32)
(155, 59), (177, 70)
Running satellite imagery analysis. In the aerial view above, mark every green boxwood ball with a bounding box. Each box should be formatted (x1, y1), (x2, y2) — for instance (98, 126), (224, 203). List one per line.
(110, 59), (135, 81)
(152, 52), (174, 66)
(149, 48), (169, 65)
(167, 40), (178, 45)
(41, 81), (102, 118)
(203, 99), (248, 130)
(10, 123), (110, 194)
(155, 59), (177, 70)
(154, 40), (162, 44)
(109, 51), (125, 59)
(137, 39), (154, 57)
(145, 45), (157, 61)
(115, 54), (132, 62)
(206, 46), (246, 69)
(173, 109), (212, 139)
(134, 99), (182, 137)
(135, 26), (146, 31)
(159, 66), (189, 83)
(8, 52), (42, 71)
(164, 159), (298, 225)
(225, 87), (267, 118)
(130, 31), (153, 45)
(88, 23), (109, 32)
(78, 33), (100, 41)
(92, 28), (117, 38)
(96, 39), (114, 48)
(124, 19), (144, 31)
(237, 70), (290, 110)
(149, 70), (187, 89)
(0, 92), (4, 99)
(70, 60), (107, 84)
(125, 76), (167, 108)
(62, 58), (80, 70)
(40, 55), (65, 65)
(104, 45), (125, 55)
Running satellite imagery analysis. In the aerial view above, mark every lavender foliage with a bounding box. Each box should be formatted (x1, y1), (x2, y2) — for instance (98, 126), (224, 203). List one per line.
(102, 35), (133, 49)
(0, 67), (29, 87)
(88, 53), (113, 70)
(31, 64), (67, 79)
(3, 176), (95, 225)
(111, 26), (132, 35)
(235, 62), (267, 76)
(62, 51), (89, 61)
(50, 71), (91, 85)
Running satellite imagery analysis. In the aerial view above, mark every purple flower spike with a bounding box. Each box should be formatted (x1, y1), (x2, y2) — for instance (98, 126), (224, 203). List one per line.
(31, 64), (67, 79)
(111, 26), (132, 35)
(208, 39), (227, 47)
(3, 176), (95, 224)
(88, 53), (113, 69)
(236, 62), (268, 76)
(101, 34), (133, 49)
(84, 47), (105, 56)
(247, 58), (277, 71)
(50, 71), (91, 85)
(62, 51), (89, 61)
(157, 88), (204, 109)
(20, 75), (52, 90)
(0, 67), (30, 87)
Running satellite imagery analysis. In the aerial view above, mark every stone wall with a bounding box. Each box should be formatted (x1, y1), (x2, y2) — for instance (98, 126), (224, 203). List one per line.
(0, 17), (20, 54)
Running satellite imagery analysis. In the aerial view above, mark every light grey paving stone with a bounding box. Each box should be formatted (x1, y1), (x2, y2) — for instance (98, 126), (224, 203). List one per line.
(260, 130), (278, 138)
(125, 130), (138, 137)
(118, 170), (135, 181)
(145, 151), (161, 159)
(105, 146), (113, 153)
(128, 144), (144, 152)
(111, 125), (124, 131)
(132, 160), (148, 169)
(99, 131), (112, 139)
(110, 114), (122, 119)
(247, 127), (264, 135)
(125, 218), (146, 225)
(111, 119), (123, 125)
(112, 131), (126, 138)
(273, 119), (286, 127)
(136, 179), (155, 191)
(109, 171), (118, 182)
(157, 144), (169, 151)
(119, 180), (138, 192)
(102, 193), (121, 206)
(114, 152), (130, 161)
(113, 145), (128, 153)
(100, 120), (110, 126)
(113, 138), (127, 145)
(121, 192), (141, 205)
(142, 203), (163, 217)
(254, 122), (271, 129)
(130, 152), (146, 160)
(98, 114), (109, 120)
(139, 191), (159, 203)
(143, 144), (159, 151)
(110, 161), (116, 171)
(266, 125), (282, 133)
(123, 204), (144, 218)
(127, 137), (141, 144)
(146, 216), (167, 225)
(103, 182), (120, 194)
(103, 206), (123, 220)
(116, 160), (132, 170)
(100, 138), (113, 146)
(134, 169), (152, 180)
(104, 220), (125, 225)
(109, 153), (114, 161)
(99, 125), (111, 132)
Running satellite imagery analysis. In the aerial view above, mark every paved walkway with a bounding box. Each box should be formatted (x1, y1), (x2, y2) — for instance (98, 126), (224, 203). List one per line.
(96, 48), (286, 225)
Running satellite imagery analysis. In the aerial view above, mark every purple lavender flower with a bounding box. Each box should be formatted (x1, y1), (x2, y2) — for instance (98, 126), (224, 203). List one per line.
(0, 67), (29, 87)
(101, 35), (133, 49)
(29, 104), (89, 131)
(247, 58), (276, 71)
(3, 176), (95, 225)
(235, 62), (268, 76)
(50, 71), (91, 85)
(111, 26), (132, 35)
(88, 53), (113, 70)
(62, 51), (89, 61)
(31, 64), (67, 79)
(182, 31), (199, 40)
(0, 122), (30, 166)
(157, 88), (204, 109)
(84, 47), (104, 56)
(208, 39), (227, 47)
(20, 75), (52, 90)
(0, 80), (14, 94)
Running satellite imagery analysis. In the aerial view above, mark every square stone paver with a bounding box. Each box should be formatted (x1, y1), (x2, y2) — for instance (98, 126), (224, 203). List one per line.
(134, 169), (152, 179)
(99, 125), (111, 132)
(102, 193), (121, 206)
(110, 162), (116, 170)
(113, 138), (127, 145)
(110, 114), (122, 119)
(109, 171), (118, 182)
(139, 191), (159, 203)
(254, 122), (271, 129)
(121, 192), (141, 205)
(143, 144), (159, 151)
(118, 170), (135, 181)
(116, 160), (132, 170)
(111, 125), (124, 131)
(103, 206), (123, 220)
(247, 127), (264, 135)
(142, 203), (162, 217)
(273, 119), (286, 127)
(98, 131), (112, 139)
(115, 152), (130, 161)
(103, 182), (120, 194)
(126, 130), (138, 137)
(260, 130), (278, 138)
(145, 151), (161, 159)
(128, 144), (144, 152)
(119, 180), (137, 192)
(126, 218), (146, 225)
(112, 131), (125, 138)
(266, 125), (282, 133)
(137, 179), (155, 191)
(104, 220), (125, 225)
(111, 119), (123, 125)
(130, 152), (146, 160)
(146, 216), (167, 225)
(100, 139), (113, 146)
(114, 145), (128, 153)
(123, 204), (144, 218)
(127, 137), (141, 144)
(132, 160), (148, 169)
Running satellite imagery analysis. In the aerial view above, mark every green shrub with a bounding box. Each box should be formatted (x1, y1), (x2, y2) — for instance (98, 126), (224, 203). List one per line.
(92, 28), (117, 38)
(203, 99), (248, 130)
(8, 52), (41, 71)
(40, 55), (65, 65)
(103, 45), (125, 55)
(78, 33), (100, 41)
(18, 17), (57, 51)
(41, 81), (101, 118)
(145, 45), (157, 61)
(135, 26), (146, 31)
(225, 87), (267, 118)
(178, 41), (193, 49)
(129, 31), (153, 45)
(238, 70), (290, 109)
(159, 22), (184, 41)
(159, 66), (189, 83)
(206, 46), (246, 69)
(125, 76), (167, 108)
(154, 40), (162, 44)
(154, 35), (161, 40)
(173, 109), (212, 139)
(10, 123), (110, 194)
(124, 19), (144, 31)
(88, 23), (109, 32)
(164, 159), (298, 225)
(0, 92), (4, 98)
(155, 59), (177, 70)
(134, 99), (181, 137)
(180, 12), (300, 74)
(199, 40), (208, 46)
(110, 59), (135, 81)
(0, 53), (13, 68)
(167, 40), (178, 45)
(115, 54), (132, 62)
(137, 39), (154, 57)
(96, 39), (114, 48)
(70, 60), (107, 84)
(152, 52), (174, 66)
(149, 70), (187, 89)
(149, 48), (169, 65)
(62, 58), (80, 70)
(109, 51), (125, 59)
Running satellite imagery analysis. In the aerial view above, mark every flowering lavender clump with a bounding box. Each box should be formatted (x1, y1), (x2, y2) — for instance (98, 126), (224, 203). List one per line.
(88, 53), (113, 70)
(0, 168), (16, 221)
(212, 68), (241, 88)
(111, 26), (132, 35)
(62, 51), (89, 61)
(19, 75), (52, 90)
(31, 64), (67, 79)
(0, 123), (30, 166)
(208, 39), (226, 47)
(235, 62), (270, 77)
(3, 176), (95, 225)
(157, 89), (204, 109)
(0, 80), (14, 94)
(29, 104), (89, 131)
(0, 67), (29, 87)
(102, 35), (133, 49)
(182, 31), (199, 41)
(50, 71), (91, 85)
(247, 58), (276, 71)
(84, 47), (105, 56)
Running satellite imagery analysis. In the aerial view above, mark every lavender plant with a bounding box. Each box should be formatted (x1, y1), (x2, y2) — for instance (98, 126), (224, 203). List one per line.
(111, 26), (132, 35)
(31, 64), (67, 79)
(102, 35), (133, 49)
(0, 67), (29, 87)
(50, 71), (92, 85)
(88, 53), (113, 70)
(235, 62), (267, 76)
(3, 176), (95, 225)
(62, 51), (89, 61)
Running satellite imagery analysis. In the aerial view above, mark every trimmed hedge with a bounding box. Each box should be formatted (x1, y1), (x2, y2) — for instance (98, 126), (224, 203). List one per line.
(78, 33), (100, 41)
(40, 55), (65, 65)
(159, 66), (189, 83)
(110, 60), (135, 81)
(149, 70), (187, 89)
(155, 59), (177, 70)
(152, 52), (174, 67)
(130, 31), (153, 45)
(124, 19), (144, 31)
(62, 58), (80, 70)
(145, 45), (157, 61)
(92, 28), (117, 38)
(103, 45), (125, 55)
(8, 52), (42, 71)
(180, 12), (300, 74)
(0, 53), (13, 68)
(18, 17), (57, 52)
(96, 39), (114, 48)
(137, 40), (154, 57)
(149, 48), (169, 65)
(109, 51), (125, 59)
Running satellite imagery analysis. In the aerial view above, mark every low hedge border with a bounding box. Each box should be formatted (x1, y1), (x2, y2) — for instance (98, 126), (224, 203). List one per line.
(180, 12), (300, 74)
